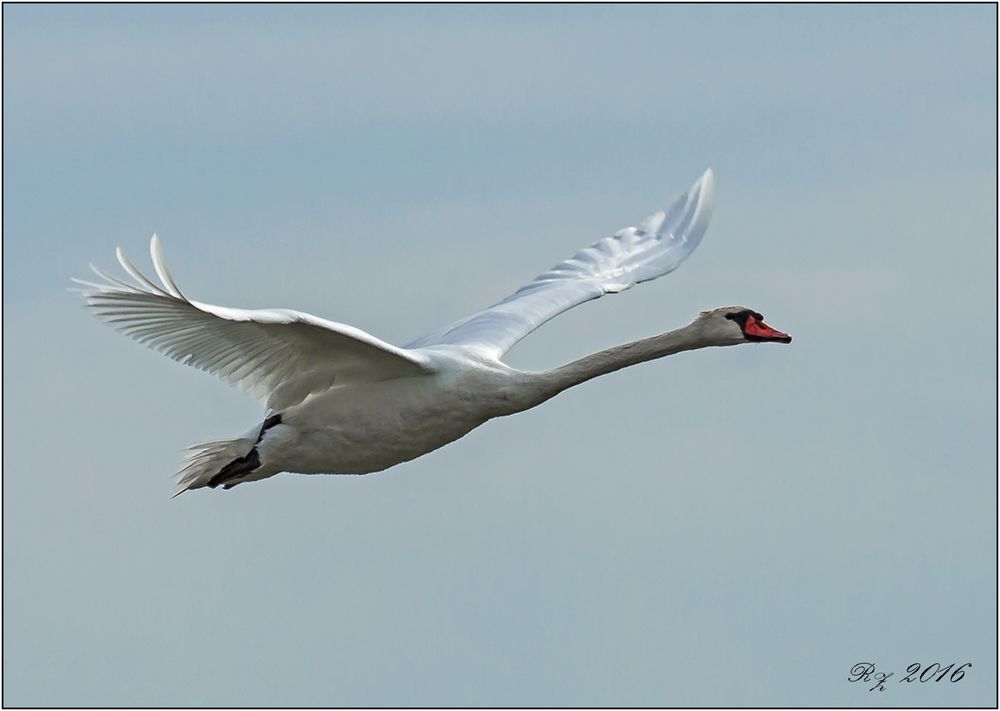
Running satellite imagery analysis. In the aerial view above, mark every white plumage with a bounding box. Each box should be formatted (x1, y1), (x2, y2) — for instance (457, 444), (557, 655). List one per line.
(408, 170), (714, 357)
(76, 168), (791, 495)
(79, 239), (432, 410)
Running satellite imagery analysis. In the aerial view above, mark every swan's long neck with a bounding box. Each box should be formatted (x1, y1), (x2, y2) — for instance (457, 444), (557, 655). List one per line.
(529, 321), (715, 403)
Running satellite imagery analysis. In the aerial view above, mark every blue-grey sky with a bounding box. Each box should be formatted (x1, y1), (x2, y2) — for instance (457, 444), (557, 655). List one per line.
(3, 4), (996, 706)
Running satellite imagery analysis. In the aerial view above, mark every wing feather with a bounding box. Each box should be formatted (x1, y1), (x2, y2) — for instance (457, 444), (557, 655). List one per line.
(78, 237), (433, 410)
(408, 169), (715, 358)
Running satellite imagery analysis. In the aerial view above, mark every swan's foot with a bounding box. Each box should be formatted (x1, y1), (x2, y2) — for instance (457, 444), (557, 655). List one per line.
(208, 448), (261, 489)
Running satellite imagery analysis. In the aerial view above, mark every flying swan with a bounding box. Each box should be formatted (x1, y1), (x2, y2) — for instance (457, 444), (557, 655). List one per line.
(76, 169), (791, 495)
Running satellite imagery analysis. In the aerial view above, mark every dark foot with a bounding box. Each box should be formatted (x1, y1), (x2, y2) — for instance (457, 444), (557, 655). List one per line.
(207, 447), (261, 489)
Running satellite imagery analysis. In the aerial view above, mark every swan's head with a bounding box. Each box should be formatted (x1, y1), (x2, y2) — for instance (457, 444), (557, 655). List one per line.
(696, 306), (792, 346)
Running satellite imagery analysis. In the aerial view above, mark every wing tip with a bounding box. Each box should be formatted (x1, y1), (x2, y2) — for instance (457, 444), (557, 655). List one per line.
(695, 168), (715, 207)
(148, 233), (186, 300)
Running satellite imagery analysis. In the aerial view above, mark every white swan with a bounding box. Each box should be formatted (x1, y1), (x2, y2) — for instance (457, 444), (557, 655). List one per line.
(76, 169), (791, 495)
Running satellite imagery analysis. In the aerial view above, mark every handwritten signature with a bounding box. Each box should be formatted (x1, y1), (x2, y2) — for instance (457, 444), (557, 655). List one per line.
(849, 662), (971, 692)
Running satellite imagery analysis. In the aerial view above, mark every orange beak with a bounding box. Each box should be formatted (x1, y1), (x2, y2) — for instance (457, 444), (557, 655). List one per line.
(744, 317), (792, 343)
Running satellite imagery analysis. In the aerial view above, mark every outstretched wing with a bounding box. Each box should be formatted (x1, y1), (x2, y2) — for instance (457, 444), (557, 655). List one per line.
(76, 236), (433, 411)
(408, 169), (715, 359)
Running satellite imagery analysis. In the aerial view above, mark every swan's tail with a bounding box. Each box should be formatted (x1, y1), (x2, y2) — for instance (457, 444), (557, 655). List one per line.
(173, 416), (285, 496)
(172, 434), (258, 497)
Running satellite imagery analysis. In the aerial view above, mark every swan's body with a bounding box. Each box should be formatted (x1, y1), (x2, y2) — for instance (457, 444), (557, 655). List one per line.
(76, 169), (791, 494)
(269, 350), (531, 476)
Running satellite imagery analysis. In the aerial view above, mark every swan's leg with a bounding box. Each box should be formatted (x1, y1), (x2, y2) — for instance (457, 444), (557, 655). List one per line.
(220, 463), (283, 490)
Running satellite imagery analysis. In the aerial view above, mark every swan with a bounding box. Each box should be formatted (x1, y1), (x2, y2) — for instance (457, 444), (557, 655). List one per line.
(75, 169), (791, 495)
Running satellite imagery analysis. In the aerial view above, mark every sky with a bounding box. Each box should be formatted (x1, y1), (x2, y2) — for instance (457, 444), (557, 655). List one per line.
(3, 4), (996, 707)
